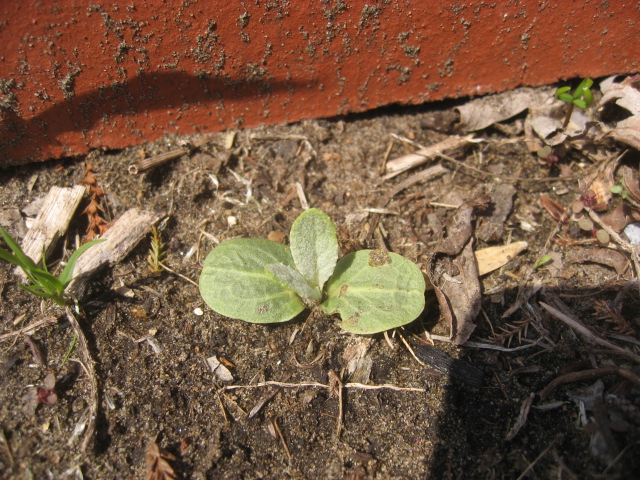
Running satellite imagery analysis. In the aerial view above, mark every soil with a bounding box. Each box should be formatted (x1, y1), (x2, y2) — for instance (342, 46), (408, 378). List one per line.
(1, 97), (639, 479)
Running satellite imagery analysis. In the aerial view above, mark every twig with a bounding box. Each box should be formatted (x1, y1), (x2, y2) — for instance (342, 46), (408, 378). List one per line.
(398, 331), (426, 366)
(329, 370), (344, 438)
(269, 417), (292, 461)
(603, 441), (640, 475)
(506, 393), (535, 441)
(539, 366), (640, 400)
(128, 135), (216, 174)
(384, 134), (473, 179)
(515, 435), (559, 480)
(294, 182), (309, 210)
(539, 301), (640, 363)
(65, 306), (99, 452)
(158, 262), (198, 287)
(366, 164), (449, 243)
(0, 316), (57, 343)
(431, 334), (547, 352)
(222, 380), (425, 393)
(434, 151), (578, 183)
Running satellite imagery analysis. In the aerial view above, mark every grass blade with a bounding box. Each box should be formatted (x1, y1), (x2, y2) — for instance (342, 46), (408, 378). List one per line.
(59, 239), (104, 287)
(0, 226), (39, 271)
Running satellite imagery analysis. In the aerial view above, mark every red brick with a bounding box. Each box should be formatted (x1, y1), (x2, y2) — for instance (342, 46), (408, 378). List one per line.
(1, 1), (638, 165)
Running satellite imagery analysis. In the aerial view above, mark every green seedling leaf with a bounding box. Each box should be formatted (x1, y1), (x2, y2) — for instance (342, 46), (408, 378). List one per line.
(321, 250), (426, 334)
(290, 208), (338, 291)
(557, 92), (574, 103)
(535, 254), (553, 270)
(582, 87), (593, 107)
(19, 284), (60, 302)
(575, 78), (593, 95)
(573, 99), (586, 109)
(31, 269), (64, 292)
(555, 86), (571, 98)
(266, 263), (322, 303)
(199, 238), (305, 323)
(0, 226), (39, 272)
(58, 239), (105, 287)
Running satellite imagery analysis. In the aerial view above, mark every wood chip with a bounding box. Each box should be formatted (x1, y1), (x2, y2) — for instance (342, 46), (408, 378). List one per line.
(16, 185), (85, 280)
(383, 135), (473, 179)
(67, 208), (161, 296)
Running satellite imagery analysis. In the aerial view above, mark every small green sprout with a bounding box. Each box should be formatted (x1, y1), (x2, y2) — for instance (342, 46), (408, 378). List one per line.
(610, 184), (628, 200)
(0, 226), (104, 306)
(199, 209), (426, 334)
(534, 254), (553, 270)
(555, 78), (594, 129)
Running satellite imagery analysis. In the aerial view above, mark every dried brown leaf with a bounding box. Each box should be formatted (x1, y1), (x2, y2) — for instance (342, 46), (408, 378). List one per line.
(456, 87), (554, 132)
(566, 248), (629, 275)
(146, 441), (178, 480)
(600, 75), (640, 150)
(539, 196), (568, 222)
(430, 240), (481, 345)
(600, 203), (640, 232)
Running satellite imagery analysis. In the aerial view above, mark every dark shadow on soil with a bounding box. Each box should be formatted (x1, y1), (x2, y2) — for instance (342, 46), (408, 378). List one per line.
(1, 71), (313, 162)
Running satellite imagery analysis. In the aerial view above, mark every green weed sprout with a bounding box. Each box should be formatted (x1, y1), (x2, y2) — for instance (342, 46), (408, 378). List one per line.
(610, 183), (628, 200)
(0, 226), (104, 306)
(555, 78), (594, 129)
(199, 209), (426, 334)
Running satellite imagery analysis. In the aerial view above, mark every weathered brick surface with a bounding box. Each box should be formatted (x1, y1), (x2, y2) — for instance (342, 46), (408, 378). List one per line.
(1, 1), (638, 165)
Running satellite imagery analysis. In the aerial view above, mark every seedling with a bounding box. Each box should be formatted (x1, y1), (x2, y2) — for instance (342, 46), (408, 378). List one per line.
(534, 254), (553, 270)
(555, 78), (594, 129)
(610, 183), (628, 200)
(147, 225), (167, 274)
(199, 209), (426, 334)
(0, 226), (103, 306)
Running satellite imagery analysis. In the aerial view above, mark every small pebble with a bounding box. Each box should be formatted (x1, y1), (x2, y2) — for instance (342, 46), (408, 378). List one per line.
(624, 222), (640, 245)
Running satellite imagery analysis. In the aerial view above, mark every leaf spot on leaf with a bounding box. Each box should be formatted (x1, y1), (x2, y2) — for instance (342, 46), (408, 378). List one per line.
(257, 304), (270, 314)
(338, 284), (348, 297)
(368, 250), (390, 267)
(345, 311), (361, 326)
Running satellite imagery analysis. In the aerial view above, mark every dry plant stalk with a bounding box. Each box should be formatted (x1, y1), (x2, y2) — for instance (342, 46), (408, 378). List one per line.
(81, 162), (110, 243)
(65, 307), (99, 452)
(128, 135), (215, 175)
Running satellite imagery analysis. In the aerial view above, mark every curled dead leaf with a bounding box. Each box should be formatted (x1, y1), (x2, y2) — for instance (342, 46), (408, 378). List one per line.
(146, 440), (178, 480)
(566, 248), (629, 275)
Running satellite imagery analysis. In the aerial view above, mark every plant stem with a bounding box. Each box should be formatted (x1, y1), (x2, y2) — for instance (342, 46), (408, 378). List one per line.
(562, 103), (574, 129)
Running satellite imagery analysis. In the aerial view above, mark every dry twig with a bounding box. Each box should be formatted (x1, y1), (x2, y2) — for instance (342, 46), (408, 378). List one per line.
(540, 301), (640, 363)
(539, 366), (640, 400)
(129, 135), (216, 175)
(65, 306), (99, 452)
(222, 380), (425, 393)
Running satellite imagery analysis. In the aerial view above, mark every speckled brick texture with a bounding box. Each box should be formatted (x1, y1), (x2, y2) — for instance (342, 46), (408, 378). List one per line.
(1, 1), (638, 165)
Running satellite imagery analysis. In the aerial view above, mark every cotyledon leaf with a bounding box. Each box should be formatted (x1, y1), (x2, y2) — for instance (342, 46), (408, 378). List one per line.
(320, 250), (426, 334)
(199, 238), (305, 323)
